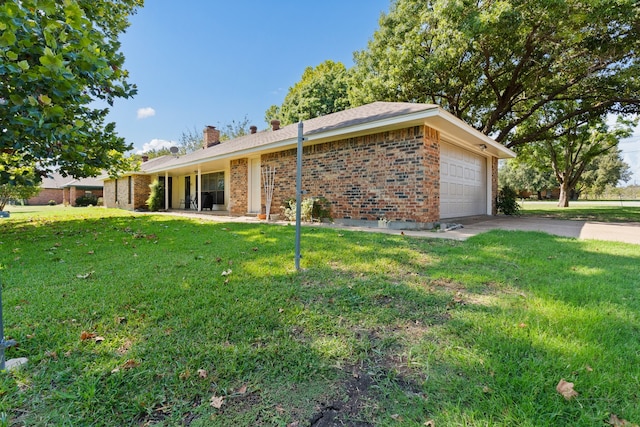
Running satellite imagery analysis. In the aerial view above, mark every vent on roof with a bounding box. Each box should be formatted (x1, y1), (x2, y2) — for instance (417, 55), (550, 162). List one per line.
(250, 125), (257, 134)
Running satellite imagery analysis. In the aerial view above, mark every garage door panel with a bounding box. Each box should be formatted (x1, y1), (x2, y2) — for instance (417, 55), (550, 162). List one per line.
(440, 142), (487, 219)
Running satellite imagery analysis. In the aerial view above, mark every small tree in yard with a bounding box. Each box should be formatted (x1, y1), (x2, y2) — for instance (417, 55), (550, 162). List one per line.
(0, 183), (40, 211)
(0, 153), (41, 210)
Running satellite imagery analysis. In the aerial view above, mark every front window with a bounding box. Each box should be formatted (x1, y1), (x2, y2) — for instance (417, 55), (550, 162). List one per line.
(202, 172), (225, 205)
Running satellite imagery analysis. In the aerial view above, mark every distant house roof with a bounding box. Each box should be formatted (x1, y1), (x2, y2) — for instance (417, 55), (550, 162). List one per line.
(41, 172), (104, 189)
(119, 102), (516, 176)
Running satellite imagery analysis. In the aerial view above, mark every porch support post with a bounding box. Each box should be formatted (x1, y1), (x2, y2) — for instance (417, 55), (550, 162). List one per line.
(164, 171), (169, 210)
(197, 168), (202, 212)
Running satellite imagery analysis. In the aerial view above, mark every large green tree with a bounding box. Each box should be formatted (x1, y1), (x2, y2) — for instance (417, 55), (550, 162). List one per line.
(350, 0), (640, 149)
(266, 60), (351, 126)
(499, 159), (557, 200)
(0, 0), (142, 184)
(517, 112), (636, 206)
(579, 148), (632, 199)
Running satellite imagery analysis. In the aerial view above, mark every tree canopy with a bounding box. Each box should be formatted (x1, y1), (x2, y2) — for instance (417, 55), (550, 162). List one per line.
(266, 60), (351, 126)
(499, 159), (556, 200)
(0, 0), (143, 185)
(350, 0), (640, 149)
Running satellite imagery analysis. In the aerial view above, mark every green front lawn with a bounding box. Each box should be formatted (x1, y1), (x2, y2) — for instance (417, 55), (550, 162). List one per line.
(1, 207), (639, 426)
(520, 200), (640, 222)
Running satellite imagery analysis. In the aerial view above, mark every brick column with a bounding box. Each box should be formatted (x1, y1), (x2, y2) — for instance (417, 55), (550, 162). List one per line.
(422, 125), (440, 222)
(229, 159), (248, 215)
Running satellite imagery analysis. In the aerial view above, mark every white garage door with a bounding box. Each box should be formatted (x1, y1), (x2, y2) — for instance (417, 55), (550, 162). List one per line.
(440, 142), (487, 219)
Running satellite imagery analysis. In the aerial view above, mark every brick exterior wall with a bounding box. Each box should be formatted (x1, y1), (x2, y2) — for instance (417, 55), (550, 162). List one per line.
(260, 125), (441, 224)
(28, 189), (63, 205)
(27, 188), (102, 206)
(229, 159), (248, 215)
(103, 175), (152, 210)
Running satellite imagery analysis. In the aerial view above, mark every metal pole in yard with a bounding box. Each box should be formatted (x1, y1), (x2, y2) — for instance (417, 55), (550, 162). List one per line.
(0, 278), (17, 371)
(295, 121), (304, 271)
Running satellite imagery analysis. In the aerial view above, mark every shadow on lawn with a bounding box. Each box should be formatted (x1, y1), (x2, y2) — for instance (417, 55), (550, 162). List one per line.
(1, 215), (639, 426)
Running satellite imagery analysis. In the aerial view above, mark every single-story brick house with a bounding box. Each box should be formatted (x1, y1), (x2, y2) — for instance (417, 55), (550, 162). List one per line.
(103, 102), (515, 228)
(27, 173), (103, 206)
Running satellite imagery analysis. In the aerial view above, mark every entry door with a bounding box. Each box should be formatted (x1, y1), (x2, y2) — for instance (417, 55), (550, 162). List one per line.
(184, 176), (191, 208)
(249, 158), (261, 214)
(159, 176), (172, 209)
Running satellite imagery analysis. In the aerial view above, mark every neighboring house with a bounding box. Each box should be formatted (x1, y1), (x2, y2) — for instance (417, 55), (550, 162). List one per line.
(103, 102), (515, 229)
(27, 173), (104, 206)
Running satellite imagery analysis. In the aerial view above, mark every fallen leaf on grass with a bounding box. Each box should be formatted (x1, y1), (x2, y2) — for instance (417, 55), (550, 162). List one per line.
(424, 420), (435, 427)
(122, 359), (139, 369)
(608, 414), (639, 426)
(210, 395), (225, 409)
(556, 379), (578, 400)
(236, 384), (247, 395)
(221, 269), (232, 276)
(80, 331), (96, 341)
(94, 336), (105, 343)
(76, 271), (94, 279)
(391, 414), (403, 421)
(197, 369), (208, 378)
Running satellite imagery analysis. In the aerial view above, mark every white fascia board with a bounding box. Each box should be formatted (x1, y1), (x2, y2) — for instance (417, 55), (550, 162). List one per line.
(143, 139), (298, 174)
(304, 107), (441, 142)
(434, 109), (516, 158)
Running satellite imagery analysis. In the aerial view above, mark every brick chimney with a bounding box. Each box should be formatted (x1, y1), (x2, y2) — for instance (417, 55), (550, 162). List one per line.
(141, 155), (149, 162)
(250, 125), (257, 134)
(270, 119), (281, 131)
(203, 126), (220, 148)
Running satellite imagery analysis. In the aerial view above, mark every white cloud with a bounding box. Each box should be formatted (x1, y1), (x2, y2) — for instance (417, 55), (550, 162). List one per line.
(137, 107), (156, 119)
(136, 139), (175, 154)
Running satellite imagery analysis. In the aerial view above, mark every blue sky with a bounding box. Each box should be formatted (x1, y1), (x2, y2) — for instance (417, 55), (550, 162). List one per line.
(107, 0), (390, 152)
(108, 0), (639, 185)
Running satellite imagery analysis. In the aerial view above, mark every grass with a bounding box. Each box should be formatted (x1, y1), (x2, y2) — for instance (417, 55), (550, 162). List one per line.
(1, 206), (639, 426)
(520, 200), (640, 222)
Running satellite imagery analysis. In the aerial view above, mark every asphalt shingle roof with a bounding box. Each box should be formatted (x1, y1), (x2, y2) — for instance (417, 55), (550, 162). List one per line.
(146, 102), (440, 172)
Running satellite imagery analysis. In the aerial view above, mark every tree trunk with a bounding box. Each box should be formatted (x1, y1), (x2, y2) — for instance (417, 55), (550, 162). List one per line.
(558, 182), (570, 207)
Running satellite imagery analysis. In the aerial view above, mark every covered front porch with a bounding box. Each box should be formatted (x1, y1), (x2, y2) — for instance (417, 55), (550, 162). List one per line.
(154, 155), (264, 216)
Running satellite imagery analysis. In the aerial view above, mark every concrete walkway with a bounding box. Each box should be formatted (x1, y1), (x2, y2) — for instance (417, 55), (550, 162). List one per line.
(155, 211), (640, 245)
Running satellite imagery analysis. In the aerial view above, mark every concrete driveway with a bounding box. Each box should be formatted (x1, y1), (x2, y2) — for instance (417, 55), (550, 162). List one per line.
(440, 216), (640, 245)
